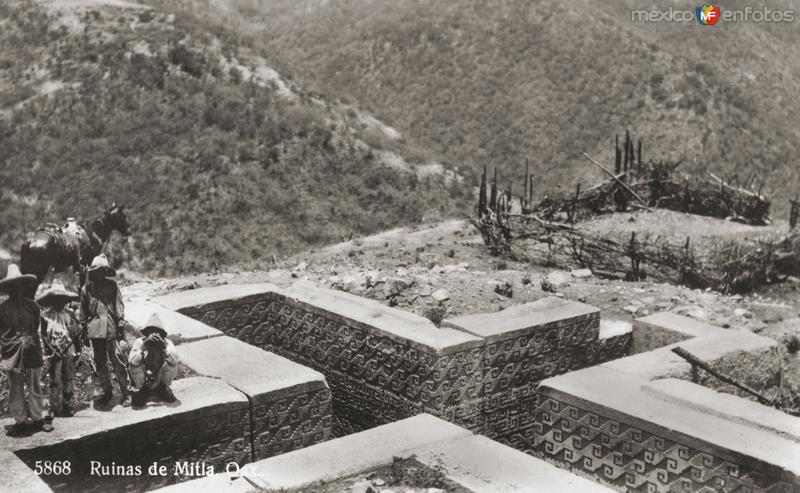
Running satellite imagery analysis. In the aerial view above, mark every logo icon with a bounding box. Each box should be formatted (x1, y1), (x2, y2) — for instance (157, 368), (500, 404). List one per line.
(696, 4), (720, 25)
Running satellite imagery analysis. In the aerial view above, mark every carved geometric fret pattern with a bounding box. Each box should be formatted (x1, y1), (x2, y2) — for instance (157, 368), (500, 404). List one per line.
(251, 386), (333, 459)
(181, 293), (627, 443)
(516, 394), (798, 493)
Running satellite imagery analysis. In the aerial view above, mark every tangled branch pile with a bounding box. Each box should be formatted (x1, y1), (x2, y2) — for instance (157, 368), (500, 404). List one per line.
(473, 213), (800, 293)
(530, 132), (771, 225)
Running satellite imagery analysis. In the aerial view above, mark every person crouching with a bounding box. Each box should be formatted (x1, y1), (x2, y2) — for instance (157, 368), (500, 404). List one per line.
(37, 281), (81, 418)
(128, 313), (179, 408)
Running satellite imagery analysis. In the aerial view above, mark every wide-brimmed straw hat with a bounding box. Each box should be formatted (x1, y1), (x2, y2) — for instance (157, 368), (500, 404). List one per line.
(0, 264), (38, 293)
(36, 280), (79, 305)
(87, 254), (116, 277)
(141, 313), (168, 338)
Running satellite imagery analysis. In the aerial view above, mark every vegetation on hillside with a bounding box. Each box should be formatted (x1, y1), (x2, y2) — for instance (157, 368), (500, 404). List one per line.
(0, 1), (468, 276)
(195, 0), (800, 216)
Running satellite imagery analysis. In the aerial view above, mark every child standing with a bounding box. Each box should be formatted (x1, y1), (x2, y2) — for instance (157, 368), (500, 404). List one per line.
(37, 281), (81, 418)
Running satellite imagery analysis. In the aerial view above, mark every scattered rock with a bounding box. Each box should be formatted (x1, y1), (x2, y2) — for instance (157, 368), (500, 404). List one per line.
(431, 288), (451, 303)
(748, 302), (793, 324)
(384, 277), (412, 298)
(546, 271), (571, 287)
(623, 305), (639, 315)
(570, 268), (593, 279)
(733, 308), (752, 319)
(673, 305), (707, 320)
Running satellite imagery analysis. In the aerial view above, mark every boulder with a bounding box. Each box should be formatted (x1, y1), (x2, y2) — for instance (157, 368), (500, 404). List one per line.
(432, 288), (451, 303)
(570, 268), (593, 279)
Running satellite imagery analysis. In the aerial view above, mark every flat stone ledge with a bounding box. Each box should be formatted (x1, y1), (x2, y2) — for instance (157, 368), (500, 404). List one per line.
(0, 450), (53, 493)
(175, 336), (327, 400)
(284, 280), (482, 353)
(443, 296), (599, 343)
(0, 377), (247, 452)
(643, 378), (800, 444)
(152, 283), (282, 311)
(602, 330), (776, 381)
(126, 300), (223, 344)
(414, 434), (615, 493)
(632, 312), (729, 353)
(541, 366), (800, 476)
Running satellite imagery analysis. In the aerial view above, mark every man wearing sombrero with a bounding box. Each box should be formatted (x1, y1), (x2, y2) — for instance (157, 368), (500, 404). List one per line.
(79, 254), (130, 407)
(38, 280), (81, 418)
(0, 264), (52, 435)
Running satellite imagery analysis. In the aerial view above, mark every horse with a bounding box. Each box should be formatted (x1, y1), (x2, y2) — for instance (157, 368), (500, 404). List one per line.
(19, 204), (132, 287)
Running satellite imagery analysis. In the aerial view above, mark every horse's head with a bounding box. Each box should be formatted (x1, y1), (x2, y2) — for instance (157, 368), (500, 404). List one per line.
(105, 203), (132, 237)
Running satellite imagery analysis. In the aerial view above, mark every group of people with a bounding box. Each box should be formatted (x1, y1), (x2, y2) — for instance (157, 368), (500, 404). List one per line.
(0, 254), (180, 437)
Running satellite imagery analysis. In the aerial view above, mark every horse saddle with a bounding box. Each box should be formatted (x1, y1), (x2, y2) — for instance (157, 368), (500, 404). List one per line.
(35, 225), (84, 252)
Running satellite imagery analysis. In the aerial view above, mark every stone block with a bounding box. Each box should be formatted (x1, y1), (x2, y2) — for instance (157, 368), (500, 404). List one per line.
(536, 366), (800, 491)
(414, 434), (614, 493)
(643, 378), (800, 443)
(285, 281), (482, 353)
(444, 296), (600, 345)
(176, 337), (333, 460)
(153, 283), (283, 312)
(603, 330), (777, 382)
(632, 311), (728, 353)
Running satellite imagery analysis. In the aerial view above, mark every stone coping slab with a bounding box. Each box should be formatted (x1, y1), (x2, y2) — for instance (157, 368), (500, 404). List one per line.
(413, 434), (615, 493)
(152, 413), (614, 493)
(284, 280), (482, 353)
(152, 283), (282, 311)
(601, 330), (776, 380)
(175, 336), (327, 399)
(635, 312), (730, 339)
(443, 296), (599, 343)
(153, 413), (472, 492)
(126, 300), (223, 344)
(631, 312), (730, 353)
(643, 378), (800, 443)
(541, 366), (800, 475)
(0, 377), (247, 452)
(0, 450), (53, 493)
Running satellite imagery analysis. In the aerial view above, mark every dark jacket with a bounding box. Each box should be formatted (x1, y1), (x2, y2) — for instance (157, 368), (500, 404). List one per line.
(80, 279), (124, 339)
(0, 297), (44, 369)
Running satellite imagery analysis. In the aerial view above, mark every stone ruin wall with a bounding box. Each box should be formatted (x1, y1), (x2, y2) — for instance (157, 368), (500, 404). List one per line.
(175, 289), (630, 440)
(169, 285), (798, 493)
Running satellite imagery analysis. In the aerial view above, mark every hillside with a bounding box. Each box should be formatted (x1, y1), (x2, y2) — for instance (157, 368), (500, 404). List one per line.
(190, 0), (800, 216)
(0, 0), (468, 276)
